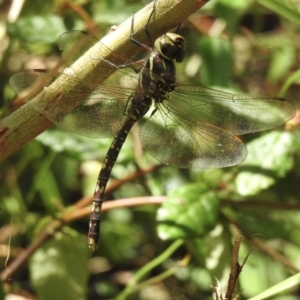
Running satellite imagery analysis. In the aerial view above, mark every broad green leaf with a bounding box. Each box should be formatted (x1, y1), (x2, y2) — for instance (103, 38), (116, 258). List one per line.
(35, 129), (105, 160)
(187, 223), (233, 287)
(234, 211), (293, 239)
(239, 246), (286, 298)
(30, 229), (89, 300)
(156, 183), (219, 240)
(235, 172), (275, 196)
(35, 129), (134, 162)
(236, 131), (295, 195)
(8, 15), (65, 43)
(268, 43), (296, 83)
(198, 37), (232, 87)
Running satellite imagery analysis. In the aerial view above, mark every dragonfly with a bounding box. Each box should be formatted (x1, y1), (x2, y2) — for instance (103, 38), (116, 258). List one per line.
(9, 9), (295, 255)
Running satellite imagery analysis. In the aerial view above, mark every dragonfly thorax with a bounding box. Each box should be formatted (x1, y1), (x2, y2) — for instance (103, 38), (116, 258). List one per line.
(137, 34), (185, 104)
(154, 33), (186, 62)
(142, 50), (176, 103)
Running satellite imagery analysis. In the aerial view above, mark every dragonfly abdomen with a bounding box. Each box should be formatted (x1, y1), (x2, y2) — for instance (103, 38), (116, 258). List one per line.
(88, 96), (152, 254)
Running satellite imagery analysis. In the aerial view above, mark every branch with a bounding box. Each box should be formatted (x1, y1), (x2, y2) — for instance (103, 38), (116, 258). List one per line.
(0, 0), (209, 161)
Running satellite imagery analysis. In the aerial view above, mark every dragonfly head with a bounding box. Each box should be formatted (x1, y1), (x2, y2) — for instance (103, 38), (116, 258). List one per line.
(154, 33), (186, 63)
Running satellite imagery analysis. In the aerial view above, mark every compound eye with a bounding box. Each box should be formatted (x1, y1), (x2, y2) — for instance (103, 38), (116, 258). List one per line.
(155, 33), (186, 62)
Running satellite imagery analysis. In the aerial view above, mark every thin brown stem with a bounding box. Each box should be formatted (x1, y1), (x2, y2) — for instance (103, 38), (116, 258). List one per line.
(224, 214), (300, 273)
(74, 164), (163, 209)
(222, 199), (300, 210)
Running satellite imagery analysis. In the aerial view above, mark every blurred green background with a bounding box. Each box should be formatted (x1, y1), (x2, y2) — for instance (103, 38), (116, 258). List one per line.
(0, 0), (300, 299)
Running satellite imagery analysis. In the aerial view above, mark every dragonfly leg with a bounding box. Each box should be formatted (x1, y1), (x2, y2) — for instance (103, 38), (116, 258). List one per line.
(99, 57), (146, 72)
(129, 0), (159, 51)
(144, 0), (157, 44)
(98, 1), (158, 72)
(129, 12), (152, 51)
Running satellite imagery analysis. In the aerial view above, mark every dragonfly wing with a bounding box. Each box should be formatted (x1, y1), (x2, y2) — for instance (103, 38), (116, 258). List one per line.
(10, 70), (130, 138)
(62, 69), (142, 137)
(171, 86), (295, 135)
(58, 31), (98, 65)
(10, 68), (46, 95)
(48, 88), (128, 138)
(57, 30), (144, 87)
(140, 104), (247, 169)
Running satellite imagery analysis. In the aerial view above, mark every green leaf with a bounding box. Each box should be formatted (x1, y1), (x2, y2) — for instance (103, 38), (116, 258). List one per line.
(236, 131), (295, 196)
(234, 211), (293, 239)
(35, 129), (134, 162)
(8, 15), (65, 43)
(156, 183), (219, 240)
(239, 246), (287, 298)
(267, 43), (296, 83)
(35, 129), (106, 161)
(187, 223), (233, 286)
(29, 229), (89, 300)
(235, 172), (275, 196)
(198, 37), (232, 87)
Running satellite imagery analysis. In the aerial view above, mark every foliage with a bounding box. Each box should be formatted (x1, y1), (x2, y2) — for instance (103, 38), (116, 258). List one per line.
(0, 0), (300, 299)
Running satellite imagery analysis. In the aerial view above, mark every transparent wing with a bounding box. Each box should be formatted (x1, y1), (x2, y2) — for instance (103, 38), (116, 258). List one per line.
(140, 104), (247, 169)
(170, 85), (295, 134)
(140, 85), (294, 169)
(9, 31), (148, 139)
(58, 31), (99, 65)
(58, 30), (136, 66)
(57, 30), (144, 87)
(9, 69), (141, 138)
